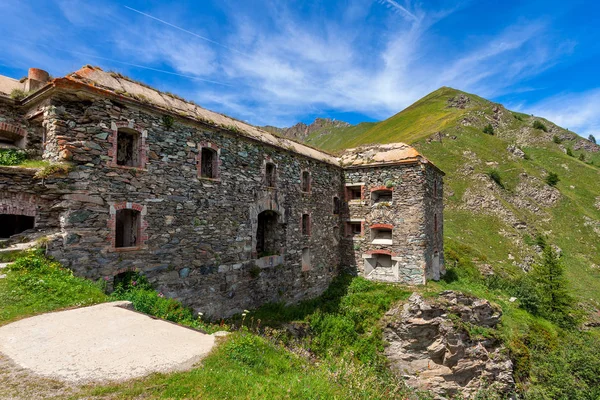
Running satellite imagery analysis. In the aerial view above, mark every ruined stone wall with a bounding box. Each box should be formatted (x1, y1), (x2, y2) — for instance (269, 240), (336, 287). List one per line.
(0, 167), (62, 232)
(0, 100), (42, 152)
(342, 163), (429, 284)
(38, 95), (342, 317)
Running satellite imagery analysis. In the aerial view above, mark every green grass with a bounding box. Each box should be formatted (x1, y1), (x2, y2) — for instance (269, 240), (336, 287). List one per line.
(0, 250), (107, 325)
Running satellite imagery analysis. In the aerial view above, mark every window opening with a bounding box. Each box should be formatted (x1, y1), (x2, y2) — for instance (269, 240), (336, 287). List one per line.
(346, 186), (362, 201)
(200, 147), (217, 178)
(333, 197), (341, 215)
(266, 163), (276, 187)
(115, 209), (140, 248)
(301, 171), (310, 192)
(302, 214), (310, 236)
(256, 210), (283, 257)
(346, 221), (362, 237)
(371, 226), (393, 244)
(371, 189), (393, 205)
(116, 128), (140, 167)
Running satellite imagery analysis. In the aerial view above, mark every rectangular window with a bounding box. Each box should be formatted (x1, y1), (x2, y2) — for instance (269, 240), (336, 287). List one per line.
(346, 221), (362, 237)
(200, 147), (217, 178)
(116, 128), (141, 167)
(301, 171), (310, 192)
(370, 226), (393, 245)
(333, 197), (341, 215)
(371, 189), (393, 205)
(115, 209), (140, 248)
(302, 214), (310, 236)
(266, 163), (276, 187)
(346, 185), (362, 201)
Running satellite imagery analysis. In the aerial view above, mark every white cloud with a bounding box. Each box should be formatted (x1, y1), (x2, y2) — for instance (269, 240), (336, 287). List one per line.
(520, 89), (600, 140)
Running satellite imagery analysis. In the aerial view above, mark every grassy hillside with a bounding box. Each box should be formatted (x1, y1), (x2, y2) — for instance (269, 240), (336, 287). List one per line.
(300, 87), (600, 308)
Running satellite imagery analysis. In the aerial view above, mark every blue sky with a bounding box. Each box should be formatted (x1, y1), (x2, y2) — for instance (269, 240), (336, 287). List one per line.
(0, 1), (598, 139)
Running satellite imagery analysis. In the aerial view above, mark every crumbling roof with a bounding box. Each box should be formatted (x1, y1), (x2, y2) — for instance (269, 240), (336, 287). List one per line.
(1, 65), (442, 172)
(339, 143), (438, 170)
(57, 66), (339, 165)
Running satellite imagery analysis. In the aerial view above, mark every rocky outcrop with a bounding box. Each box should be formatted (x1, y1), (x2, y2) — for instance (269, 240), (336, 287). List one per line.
(262, 118), (350, 142)
(383, 291), (514, 399)
(447, 94), (471, 109)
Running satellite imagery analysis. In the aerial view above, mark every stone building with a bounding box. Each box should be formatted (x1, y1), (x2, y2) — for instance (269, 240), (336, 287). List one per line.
(0, 66), (444, 317)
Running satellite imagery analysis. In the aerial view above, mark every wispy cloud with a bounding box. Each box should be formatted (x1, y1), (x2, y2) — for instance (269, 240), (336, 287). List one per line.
(0, 0), (586, 130)
(521, 90), (600, 139)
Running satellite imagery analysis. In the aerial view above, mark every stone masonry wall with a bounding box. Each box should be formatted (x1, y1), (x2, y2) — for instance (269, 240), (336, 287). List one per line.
(342, 164), (429, 284)
(37, 94), (342, 317)
(423, 164), (445, 280)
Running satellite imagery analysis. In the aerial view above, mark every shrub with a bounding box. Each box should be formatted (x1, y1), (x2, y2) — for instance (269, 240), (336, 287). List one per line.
(9, 88), (28, 100)
(552, 135), (562, 144)
(513, 113), (524, 121)
(545, 172), (560, 187)
(482, 123), (495, 135)
(487, 169), (504, 189)
(161, 115), (174, 130)
(579, 153), (585, 161)
(0, 149), (27, 166)
(589, 134), (597, 144)
(533, 120), (548, 132)
(566, 147), (574, 157)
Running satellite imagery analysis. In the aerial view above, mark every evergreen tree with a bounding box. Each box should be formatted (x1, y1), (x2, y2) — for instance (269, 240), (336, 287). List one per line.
(532, 246), (575, 327)
(589, 134), (597, 144)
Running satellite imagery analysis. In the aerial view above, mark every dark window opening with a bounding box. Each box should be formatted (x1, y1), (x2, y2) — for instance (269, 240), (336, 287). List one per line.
(346, 186), (362, 201)
(115, 209), (140, 248)
(116, 128), (140, 167)
(200, 147), (217, 178)
(333, 197), (341, 215)
(302, 214), (310, 236)
(371, 189), (393, 204)
(265, 163), (276, 187)
(346, 222), (362, 237)
(256, 210), (284, 257)
(434, 214), (439, 232)
(0, 214), (35, 238)
(301, 171), (310, 192)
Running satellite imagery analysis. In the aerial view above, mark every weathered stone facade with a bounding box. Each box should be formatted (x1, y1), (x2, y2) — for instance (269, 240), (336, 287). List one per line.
(0, 66), (444, 317)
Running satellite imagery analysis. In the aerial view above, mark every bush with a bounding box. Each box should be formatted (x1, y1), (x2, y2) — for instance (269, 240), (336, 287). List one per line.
(589, 134), (597, 144)
(533, 120), (548, 132)
(0, 149), (27, 166)
(545, 172), (560, 187)
(566, 147), (574, 157)
(552, 135), (562, 144)
(487, 169), (504, 188)
(482, 123), (495, 135)
(579, 153), (585, 161)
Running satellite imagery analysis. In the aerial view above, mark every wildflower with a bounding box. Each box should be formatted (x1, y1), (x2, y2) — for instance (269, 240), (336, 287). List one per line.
(104, 276), (110, 281)
(158, 292), (164, 298)
(132, 280), (137, 286)
(243, 309), (250, 313)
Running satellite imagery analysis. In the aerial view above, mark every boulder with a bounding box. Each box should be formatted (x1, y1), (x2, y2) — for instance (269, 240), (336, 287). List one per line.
(383, 291), (514, 399)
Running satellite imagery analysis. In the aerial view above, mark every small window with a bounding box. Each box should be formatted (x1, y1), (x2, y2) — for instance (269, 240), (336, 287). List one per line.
(200, 147), (218, 179)
(302, 247), (311, 271)
(434, 214), (439, 232)
(371, 189), (393, 205)
(301, 171), (310, 192)
(115, 209), (140, 248)
(346, 221), (362, 237)
(302, 214), (311, 236)
(371, 225), (393, 244)
(333, 197), (341, 215)
(346, 185), (362, 201)
(116, 128), (141, 167)
(266, 162), (277, 187)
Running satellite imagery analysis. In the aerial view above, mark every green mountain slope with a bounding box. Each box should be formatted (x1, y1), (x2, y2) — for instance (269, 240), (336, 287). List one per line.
(296, 88), (600, 306)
